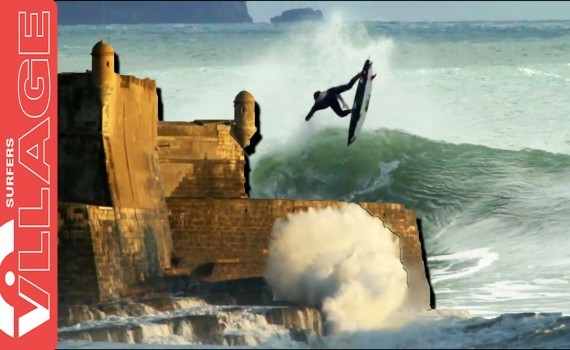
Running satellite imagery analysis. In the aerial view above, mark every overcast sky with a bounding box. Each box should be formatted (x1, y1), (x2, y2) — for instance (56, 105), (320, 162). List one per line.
(248, 1), (570, 22)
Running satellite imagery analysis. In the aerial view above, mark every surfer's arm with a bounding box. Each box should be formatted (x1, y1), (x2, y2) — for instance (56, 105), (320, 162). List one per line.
(329, 74), (360, 95)
(305, 102), (327, 121)
(305, 105), (318, 121)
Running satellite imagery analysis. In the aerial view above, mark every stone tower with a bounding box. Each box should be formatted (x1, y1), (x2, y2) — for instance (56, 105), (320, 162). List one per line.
(231, 90), (256, 149)
(91, 40), (116, 89)
(58, 41), (174, 304)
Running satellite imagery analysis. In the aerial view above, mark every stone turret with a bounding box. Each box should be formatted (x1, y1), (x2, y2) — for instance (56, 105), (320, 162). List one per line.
(231, 90), (256, 149)
(90, 40), (116, 88)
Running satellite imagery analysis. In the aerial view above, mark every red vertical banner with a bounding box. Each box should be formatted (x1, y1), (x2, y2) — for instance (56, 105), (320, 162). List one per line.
(0, 1), (58, 349)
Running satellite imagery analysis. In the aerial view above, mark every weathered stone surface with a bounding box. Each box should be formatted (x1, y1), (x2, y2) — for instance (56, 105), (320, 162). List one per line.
(231, 91), (257, 149)
(58, 42), (174, 305)
(58, 304), (107, 329)
(58, 204), (101, 305)
(58, 296), (321, 346)
(166, 198), (431, 309)
(157, 121), (247, 200)
(58, 203), (162, 303)
(59, 308), (319, 345)
(58, 73), (111, 206)
(264, 307), (322, 336)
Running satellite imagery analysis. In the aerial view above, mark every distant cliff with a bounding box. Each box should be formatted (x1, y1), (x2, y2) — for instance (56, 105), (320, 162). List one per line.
(57, 1), (253, 25)
(270, 8), (324, 24)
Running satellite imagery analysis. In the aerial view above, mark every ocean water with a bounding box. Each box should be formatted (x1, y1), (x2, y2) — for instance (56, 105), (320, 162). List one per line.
(58, 16), (570, 348)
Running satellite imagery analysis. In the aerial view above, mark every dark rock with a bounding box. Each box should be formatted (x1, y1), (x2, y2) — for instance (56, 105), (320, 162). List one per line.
(289, 327), (310, 343)
(57, 1), (253, 25)
(58, 304), (106, 328)
(270, 8), (324, 24)
(58, 304), (322, 346)
(264, 306), (322, 336)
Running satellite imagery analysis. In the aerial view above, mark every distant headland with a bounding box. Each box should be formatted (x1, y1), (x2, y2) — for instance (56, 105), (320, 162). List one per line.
(57, 1), (253, 25)
(270, 8), (324, 24)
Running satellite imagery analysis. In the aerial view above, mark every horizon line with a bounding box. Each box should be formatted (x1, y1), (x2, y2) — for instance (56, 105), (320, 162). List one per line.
(58, 18), (570, 27)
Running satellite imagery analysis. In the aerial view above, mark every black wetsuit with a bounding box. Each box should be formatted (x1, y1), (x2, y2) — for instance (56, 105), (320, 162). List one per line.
(305, 75), (360, 120)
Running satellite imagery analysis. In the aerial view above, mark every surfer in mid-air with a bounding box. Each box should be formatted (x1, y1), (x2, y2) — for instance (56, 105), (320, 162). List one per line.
(305, 71), (377, 121)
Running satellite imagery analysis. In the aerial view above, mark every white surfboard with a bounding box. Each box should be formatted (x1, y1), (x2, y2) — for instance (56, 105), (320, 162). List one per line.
(348, 59), (374, 146)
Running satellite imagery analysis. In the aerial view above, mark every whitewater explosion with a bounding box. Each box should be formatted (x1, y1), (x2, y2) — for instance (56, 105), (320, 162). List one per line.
(263, 203), (411, 333)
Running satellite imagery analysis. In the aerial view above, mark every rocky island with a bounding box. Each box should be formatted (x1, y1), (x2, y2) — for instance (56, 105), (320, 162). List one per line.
(270, 8), (324, 24)
(57, 1), (253, 25)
